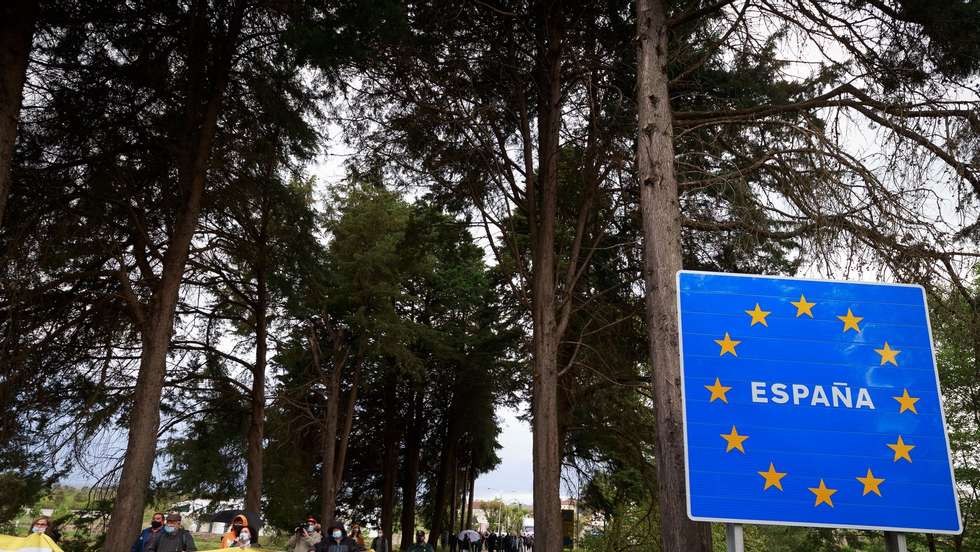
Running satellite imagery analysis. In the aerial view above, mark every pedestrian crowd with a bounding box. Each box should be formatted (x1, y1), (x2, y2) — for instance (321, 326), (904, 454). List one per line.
(28, 511), (531, 552)
(441, 531), (533, 552)
(121, 514), (442, 552)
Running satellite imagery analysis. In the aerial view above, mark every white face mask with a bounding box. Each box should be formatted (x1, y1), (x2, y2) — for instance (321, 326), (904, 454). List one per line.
(240, 532), (251, 542)
(32, 526), (46, 534)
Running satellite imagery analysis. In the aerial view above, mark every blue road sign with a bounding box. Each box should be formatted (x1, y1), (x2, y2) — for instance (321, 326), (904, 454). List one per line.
(678, 271), (962, 533)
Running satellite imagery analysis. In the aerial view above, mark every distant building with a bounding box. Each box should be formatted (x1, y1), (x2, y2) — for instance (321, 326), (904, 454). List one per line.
(170, 499), (262, 536)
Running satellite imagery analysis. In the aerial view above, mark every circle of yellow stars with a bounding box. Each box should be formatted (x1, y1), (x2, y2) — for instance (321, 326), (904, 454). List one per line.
(703, 292), (922, 508)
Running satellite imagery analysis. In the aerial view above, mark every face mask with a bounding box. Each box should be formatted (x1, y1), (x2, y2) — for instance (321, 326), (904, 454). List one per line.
(331, 531), (342, 539)
(240, 533), (250, 542)
(151, 521), (162, 529)
(164, 526), (176, 534)
(32, 526), (45, 534)
(307, 525), (315, 532)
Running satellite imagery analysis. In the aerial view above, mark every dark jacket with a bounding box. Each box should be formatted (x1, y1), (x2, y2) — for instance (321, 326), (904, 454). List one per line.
(370, 537), (389, 552)
(313, 537), (358, 552)
(132, 527), (163, 552)
(146, 529), (196, 552)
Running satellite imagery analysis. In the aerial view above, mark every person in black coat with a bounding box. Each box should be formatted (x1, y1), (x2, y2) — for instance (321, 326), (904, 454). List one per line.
(314, 525), (357, 552)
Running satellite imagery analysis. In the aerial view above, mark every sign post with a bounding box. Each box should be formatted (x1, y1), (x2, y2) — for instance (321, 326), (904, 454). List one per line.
(677, 271), (962, 544)
(884, 532), (907, 552)
(725, 524), (744, 552)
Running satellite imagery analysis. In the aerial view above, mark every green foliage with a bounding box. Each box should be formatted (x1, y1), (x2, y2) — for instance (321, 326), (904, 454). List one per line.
(478, 500), (531, 534)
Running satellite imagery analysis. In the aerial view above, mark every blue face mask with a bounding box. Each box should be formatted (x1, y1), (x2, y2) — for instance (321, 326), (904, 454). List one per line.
(31, 526), (46, 534)
(331, 531), (342, 539)
(164, 526), (176, 534)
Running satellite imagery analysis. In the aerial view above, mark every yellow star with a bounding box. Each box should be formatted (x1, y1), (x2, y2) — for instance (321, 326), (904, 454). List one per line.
(758, 462), (787, 491)
(745, 303), (771, 327)
(875, 342), (901, 366)
(892, 389), (919, 414)
(720, 425), (749, 453)
(856, 468), (885, 497)
(704, 378), (732, 403)
(790, 294), (816, 318)
(715, 333), (741, 357)
(887, 435), (915, 463)
(837, 309), (863, 333)
(808, 479), (837, 507)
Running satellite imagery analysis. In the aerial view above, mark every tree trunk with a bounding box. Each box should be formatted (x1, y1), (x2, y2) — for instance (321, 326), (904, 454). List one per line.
(245, 271), (267, 513)
(333, 357), (361, 489)
(317, 329), (343, 527)
(529, 2), (563, 549)
(428, 396), (460, 546)
(380, 376), (399, 548)
(400, 388), (424, 551)
(458, 465), (468, 531)
(635, 0), (712, 550)
(465, 469), (475, 529)
(102, 8), (242, 549)
(449, 462), (459, 536)
(0, 0), (36, 226)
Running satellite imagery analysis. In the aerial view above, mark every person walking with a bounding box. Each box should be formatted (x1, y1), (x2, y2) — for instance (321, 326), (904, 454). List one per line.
(132, 513), (165, 552)
(314, 525), (357, 552)
(146, 514), (196, 552)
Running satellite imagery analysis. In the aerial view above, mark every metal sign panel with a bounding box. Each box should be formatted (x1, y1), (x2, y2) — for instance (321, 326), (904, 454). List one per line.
(678, 271), (961, 533)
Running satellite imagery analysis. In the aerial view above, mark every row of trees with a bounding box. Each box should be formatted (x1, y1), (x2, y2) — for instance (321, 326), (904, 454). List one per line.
(1, 1), (979, 551)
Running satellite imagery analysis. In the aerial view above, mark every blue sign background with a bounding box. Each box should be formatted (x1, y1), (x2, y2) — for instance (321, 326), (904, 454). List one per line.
(678, 271), (961, 533)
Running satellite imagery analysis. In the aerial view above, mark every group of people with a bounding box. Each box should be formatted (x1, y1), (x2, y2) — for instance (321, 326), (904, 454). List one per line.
(132, 512), (199, 552)
(125, 512), (524, 552)
(286, 518), (433, 552)
(131, 512), (256, 552)
(443, 532), (533, 552)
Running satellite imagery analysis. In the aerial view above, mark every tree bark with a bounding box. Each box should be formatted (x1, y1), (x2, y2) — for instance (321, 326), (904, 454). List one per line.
(429, 401), (460, 546)
(449, 462), (459, 536)
(102, 7), (243, 551)
(380, 376), (399, 547)
(333, 357), (361, 489)
(400, 388), (424, 551)
(244, 269), (267, 513)
(458, 465), (468, 531)
(529, 1), (563, 549)
(315, 327), (344, 527)
(0, 0), (36, 226)
(465, 469), (475, 529)
(635, 0), (712, 550)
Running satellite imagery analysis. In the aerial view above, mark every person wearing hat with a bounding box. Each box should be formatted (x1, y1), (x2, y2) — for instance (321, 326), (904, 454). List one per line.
(287, 517), (321, 552)
(145, 514), (196, 552)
